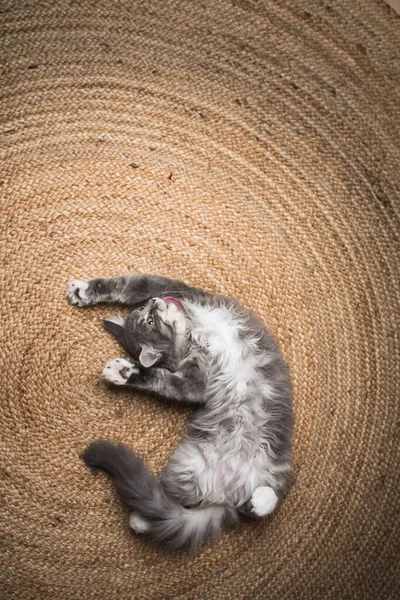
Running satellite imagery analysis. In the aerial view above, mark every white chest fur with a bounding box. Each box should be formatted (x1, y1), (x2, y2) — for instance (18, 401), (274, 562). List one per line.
(186, 301), (259, 397)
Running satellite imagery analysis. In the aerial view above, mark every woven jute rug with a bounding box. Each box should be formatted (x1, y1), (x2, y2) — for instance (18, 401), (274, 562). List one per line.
(1, 1), (399, 598)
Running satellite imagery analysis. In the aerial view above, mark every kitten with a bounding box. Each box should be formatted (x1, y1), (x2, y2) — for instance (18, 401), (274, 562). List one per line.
(67, 274), (293, 550)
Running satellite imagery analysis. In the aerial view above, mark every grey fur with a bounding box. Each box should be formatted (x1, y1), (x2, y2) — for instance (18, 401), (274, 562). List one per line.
(68, 274), (293, 549)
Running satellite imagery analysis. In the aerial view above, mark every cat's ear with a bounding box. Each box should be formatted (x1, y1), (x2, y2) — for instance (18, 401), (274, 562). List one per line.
(139, 346), (162, 368)
(103, 316), (125, 342)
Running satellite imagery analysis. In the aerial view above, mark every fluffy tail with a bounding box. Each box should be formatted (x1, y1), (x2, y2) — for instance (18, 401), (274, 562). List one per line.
(82, 440), (238, 550)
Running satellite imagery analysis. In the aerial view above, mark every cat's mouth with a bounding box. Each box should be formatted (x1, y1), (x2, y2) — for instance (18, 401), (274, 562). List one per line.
(163, 296), (183, 311)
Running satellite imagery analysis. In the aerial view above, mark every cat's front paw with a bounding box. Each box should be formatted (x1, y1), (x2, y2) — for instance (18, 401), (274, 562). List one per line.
(103, 358), (140, 386)
(66, 280), (93, 307)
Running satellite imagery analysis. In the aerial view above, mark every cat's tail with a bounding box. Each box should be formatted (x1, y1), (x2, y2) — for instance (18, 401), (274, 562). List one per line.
(81, 440), (238, 550)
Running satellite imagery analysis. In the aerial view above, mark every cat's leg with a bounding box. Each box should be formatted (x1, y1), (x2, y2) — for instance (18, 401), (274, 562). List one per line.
(66, 274), (198, 307)
(102, 359), (205, 404)
(160, 440), (206, 508)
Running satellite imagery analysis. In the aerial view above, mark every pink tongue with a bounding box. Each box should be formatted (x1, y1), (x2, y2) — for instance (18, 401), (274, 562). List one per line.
(163, 296), (183, 311)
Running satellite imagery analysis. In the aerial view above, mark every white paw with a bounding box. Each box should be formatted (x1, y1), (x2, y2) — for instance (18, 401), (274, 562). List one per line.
(66, 280), (91, 307)
(129, 513), (149, 533)
(251, 486), (278, 516)
(102, 358), (139, 385)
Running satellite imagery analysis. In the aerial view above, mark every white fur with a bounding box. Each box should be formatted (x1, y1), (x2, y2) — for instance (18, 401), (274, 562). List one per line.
(66, 280), (90, 307)
(165, 300), (281, 507)
(103, 358), (139, 385)
(251, 486), (278, 516)
(187, 302), (257, 397)
(129, 513), (149, 533)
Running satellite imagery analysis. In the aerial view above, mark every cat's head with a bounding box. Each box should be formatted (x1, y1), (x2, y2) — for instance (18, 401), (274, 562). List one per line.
(103, 297), (187, 371)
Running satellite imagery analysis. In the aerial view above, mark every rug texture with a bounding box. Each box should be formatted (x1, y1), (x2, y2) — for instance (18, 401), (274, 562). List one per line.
(1, 1), (399, 598)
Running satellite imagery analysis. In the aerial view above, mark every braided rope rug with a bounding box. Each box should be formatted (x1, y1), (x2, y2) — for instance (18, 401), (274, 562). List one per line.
(1, 1), (399, 598)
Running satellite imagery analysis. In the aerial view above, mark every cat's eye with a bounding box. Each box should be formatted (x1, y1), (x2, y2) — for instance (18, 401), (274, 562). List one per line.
(147, 316), (154, 326)
(137, 306), (145, 312)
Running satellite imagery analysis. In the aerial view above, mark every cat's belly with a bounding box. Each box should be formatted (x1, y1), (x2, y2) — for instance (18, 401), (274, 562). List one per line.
(163, 438), (269, 507)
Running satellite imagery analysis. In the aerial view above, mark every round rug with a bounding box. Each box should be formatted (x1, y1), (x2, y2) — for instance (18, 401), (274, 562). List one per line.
(1, 1), (399, 599)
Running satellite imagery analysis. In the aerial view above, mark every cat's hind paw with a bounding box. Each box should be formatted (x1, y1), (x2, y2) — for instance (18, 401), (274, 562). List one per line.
(251, 486), (278, 516)
(66, 280), (92, 307)
(103, 358), (139, 385)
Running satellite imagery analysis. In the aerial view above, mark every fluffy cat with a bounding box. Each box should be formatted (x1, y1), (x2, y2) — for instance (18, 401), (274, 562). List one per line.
(67, 273), (293, 550)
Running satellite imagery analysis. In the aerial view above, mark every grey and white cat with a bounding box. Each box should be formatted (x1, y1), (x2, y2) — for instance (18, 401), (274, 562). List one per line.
(67, 273), (293, 550)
